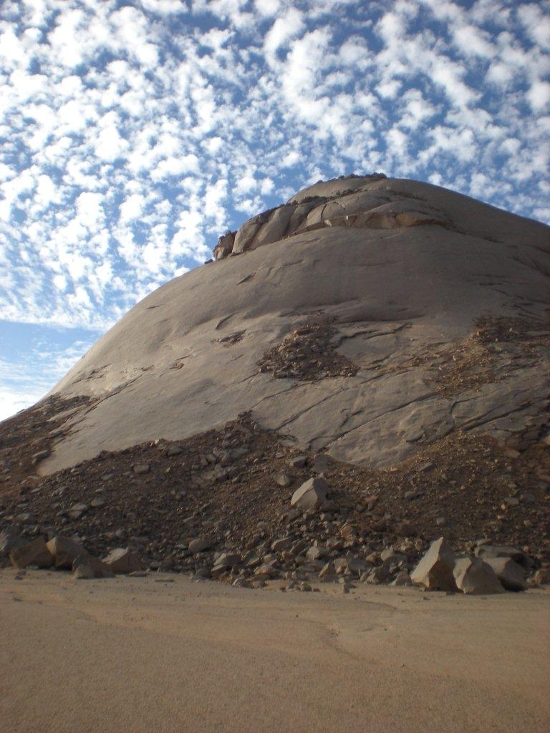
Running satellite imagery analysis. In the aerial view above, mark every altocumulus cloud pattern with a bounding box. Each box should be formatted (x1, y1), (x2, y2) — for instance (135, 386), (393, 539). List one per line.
(0, 0), (549, 415)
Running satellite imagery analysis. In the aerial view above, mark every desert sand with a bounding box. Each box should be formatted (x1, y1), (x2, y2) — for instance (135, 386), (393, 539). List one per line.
(1, 569), (549, 733)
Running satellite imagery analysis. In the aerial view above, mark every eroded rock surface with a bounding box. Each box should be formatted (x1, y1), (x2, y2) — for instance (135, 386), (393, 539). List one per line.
(0, 174), (549, 586)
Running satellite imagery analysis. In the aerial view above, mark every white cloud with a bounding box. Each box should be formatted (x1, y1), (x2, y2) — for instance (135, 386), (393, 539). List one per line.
(518, 4), (550, 50)
(264, 7), (305, 60)
(527, 80), (550, 112)
(453, 25), (495, 58)
(76, 191), (105, 230)
(1, 0), (550, 412)
(119, 193), (146, 224)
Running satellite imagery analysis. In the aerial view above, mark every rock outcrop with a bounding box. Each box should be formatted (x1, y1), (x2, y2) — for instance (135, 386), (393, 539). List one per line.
(1, 173), (549, 589)
(23, 174), (549, 477)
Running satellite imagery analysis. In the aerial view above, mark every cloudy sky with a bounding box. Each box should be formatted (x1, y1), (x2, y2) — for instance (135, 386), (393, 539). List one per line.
(1, 0), (549, 420)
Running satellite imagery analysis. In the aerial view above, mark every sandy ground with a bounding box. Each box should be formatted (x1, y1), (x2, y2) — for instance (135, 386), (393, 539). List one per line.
(1, 569), (549, 733)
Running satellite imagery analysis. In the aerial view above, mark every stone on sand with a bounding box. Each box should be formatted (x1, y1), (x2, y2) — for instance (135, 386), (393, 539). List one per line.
(453, 557), (505, 595)
(410, 537), (458, 592)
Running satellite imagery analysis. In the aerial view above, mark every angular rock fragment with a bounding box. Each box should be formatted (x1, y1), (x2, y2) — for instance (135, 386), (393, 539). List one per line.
(0, 528), (27, 560)
(483, 557), (528, 591)
(453, 557), (505, 594)
(291, 477), (329, 511)
(366, 565), (390, 584)
(73, 564), (95, 580)
(475, 545), (528, 566)
(211, 552), (241, 576)
(73, 554), (115, 579)
(103, 548), (145, 574)
(271, 537), (292, 553)
(410, 537), (457, 591)
(47, 536), (89, 569)
(10, 537), (53, 569)
(533, 567), (550, 585)
(188, 537), (211, 554)
(390, 570), (412, 587)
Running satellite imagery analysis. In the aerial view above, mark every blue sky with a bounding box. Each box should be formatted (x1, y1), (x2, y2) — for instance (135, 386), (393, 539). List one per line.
(1, 0), (549, 420)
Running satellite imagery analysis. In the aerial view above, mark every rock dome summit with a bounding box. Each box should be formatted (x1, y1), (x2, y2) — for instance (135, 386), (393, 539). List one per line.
(1, 174), (549, 582)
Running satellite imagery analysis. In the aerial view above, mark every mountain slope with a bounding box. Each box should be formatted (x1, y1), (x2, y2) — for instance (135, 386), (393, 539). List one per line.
(37, 175), (550, 475)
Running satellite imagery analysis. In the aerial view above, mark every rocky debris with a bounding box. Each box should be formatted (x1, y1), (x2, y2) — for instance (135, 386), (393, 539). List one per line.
(410, 537), (458, 592)
(0, 395), (93, 495)
(10, 537), (53, 569)
(453, 557), (505, 594)
(103, 548), (145, 575)
(258, 319), (357, 381)
(484, 557), (528, 591)
(1, 410), (548, 588)
(291, 477), (329, 511)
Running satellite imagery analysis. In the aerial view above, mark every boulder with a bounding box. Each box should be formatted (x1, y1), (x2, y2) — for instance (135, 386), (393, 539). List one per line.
(10, 537), (53, 569)
(483, 557), (528, 591)
(475, 545), (528, 566)
(291, 477), (329, 511)
(453, 557), (505, 595)
(73, 554), (115, 579)
(73, 564), (95, 580)
(46, 536), (89, 568)
(346, 557), (372, 577)
(366, 565), (390, 584)
(211, 552), (242, 576)
(103, 548), (145, 574)
(410, 537), (458, 591)
(534, 567), (550, 585)
(0, 528), (27, 559)
(390, 570), (413, 586)
(306, 545), (329, 562)
(271, 537), (292, 553)
(188, 537), (211, 554)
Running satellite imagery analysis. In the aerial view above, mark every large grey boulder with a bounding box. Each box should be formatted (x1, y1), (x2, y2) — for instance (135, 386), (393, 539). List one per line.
(291, 477), (329, 511)
(475, 545), (529, 567)
(410, 537), (458, 591)
(483, 557), (528, 591)
(453, 557), (505, 595)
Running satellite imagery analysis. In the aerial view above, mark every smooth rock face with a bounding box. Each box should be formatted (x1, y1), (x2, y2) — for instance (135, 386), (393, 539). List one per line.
(410, 537), (458, 591)
(26, 175), (550, 476)
(453, 557), (505, 595)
